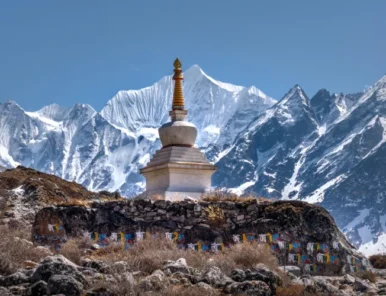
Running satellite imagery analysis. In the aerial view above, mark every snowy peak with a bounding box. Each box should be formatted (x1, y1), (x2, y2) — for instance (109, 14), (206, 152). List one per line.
(0, 100), (25, 114)
(35, 104), (71, 121)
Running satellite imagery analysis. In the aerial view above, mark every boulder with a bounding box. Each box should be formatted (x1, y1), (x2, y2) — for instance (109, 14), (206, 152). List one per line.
(47, 274), (84, 296)
(31, 255), (86, 285)
(139, 270), (167, 292)
(224, 280), (271, 295)
(231, 269), (246, 282)
(343, 274), (355, 285)
(104, 261), (131, 274)
(243, 264), (282, 291)
(81, 258), (107, 273)
(201, 266), (233, 288)
(353, 278), (372, 292)
(27, 280), (48, 296)
(0, 271), (29, 287)
(163, 258), (190, 274)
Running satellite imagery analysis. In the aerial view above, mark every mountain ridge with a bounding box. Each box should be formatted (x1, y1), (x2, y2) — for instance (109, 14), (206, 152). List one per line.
(0, 68), (385, 255)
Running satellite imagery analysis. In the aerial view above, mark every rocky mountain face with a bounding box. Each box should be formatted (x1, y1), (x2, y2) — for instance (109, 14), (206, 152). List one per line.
(214, 76), (386, 256)
(0, 66), (385, 255)
(0, 65), (275, 197)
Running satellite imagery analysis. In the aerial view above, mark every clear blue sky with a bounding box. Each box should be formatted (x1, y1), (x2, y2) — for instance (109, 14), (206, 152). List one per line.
(1, 0), (385, 111)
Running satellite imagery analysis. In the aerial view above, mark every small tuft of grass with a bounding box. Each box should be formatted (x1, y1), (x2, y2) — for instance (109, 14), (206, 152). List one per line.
(355, 270), (377, 283)
(58, 236), (94, 265)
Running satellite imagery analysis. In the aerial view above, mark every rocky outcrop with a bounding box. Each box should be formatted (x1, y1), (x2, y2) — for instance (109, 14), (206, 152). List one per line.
(0, 255), (383, 296)
(0, 166), (122, 228)
(33, 198), (368, 275)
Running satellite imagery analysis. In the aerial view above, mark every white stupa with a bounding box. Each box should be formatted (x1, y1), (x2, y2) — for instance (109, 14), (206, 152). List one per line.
(140, 58), (217, 201)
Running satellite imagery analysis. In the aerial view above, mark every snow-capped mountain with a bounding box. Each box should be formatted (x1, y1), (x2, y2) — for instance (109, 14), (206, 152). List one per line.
(213, 75), (386, 255)
(0, 64), (385, 255)
(0, 65), (275, 196)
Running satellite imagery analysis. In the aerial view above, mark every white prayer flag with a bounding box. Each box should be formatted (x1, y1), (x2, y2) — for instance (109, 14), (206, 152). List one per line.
(211, 243), (220, 252)
(333, 241), (340, 250)
(47, 224), (54, 232)
(288, 254), (296, 263)
(233, 235), (241, 243)
(165, 232), (173, 240)
(136, 231), (145, 241)
(110, 232), (118, 242)
(306, 243), (314, 254)
(187, 243), (196, 251)
(83, 231), (90, 239)
(278, 241), (285, 250)
(259, 234), (267, 243)
(317, 253), (324, 263)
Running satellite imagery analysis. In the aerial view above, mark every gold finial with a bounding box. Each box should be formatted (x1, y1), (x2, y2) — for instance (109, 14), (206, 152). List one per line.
(173, 58), (182, 69)
(172, 58), (184, 110)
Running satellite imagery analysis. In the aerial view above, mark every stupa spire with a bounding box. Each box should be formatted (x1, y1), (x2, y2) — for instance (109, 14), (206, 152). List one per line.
(172, 58), (185, 110)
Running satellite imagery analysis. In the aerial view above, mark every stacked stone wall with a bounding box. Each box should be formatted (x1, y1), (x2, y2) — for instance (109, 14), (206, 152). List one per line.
(32, 199), (369, 275)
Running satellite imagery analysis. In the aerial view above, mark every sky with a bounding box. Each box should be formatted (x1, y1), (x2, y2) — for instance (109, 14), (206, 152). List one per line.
(1, 0), (386, 111)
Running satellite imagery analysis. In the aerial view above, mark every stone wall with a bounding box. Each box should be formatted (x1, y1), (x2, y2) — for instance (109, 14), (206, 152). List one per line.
(32, 199), (369, 275)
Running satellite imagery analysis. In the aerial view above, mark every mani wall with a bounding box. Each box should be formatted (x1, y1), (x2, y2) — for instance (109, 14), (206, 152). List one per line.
(32, 199), (370, 275)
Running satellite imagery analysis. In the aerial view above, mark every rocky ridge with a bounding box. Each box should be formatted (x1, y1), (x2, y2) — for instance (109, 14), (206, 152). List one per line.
(0, 253), (384, 296)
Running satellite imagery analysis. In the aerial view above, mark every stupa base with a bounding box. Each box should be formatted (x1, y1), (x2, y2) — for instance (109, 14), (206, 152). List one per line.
(142, 190), (206, 202)
(140, 156), (216, 201)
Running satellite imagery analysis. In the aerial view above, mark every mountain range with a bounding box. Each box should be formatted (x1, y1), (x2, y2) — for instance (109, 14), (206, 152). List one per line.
(0, 65), (385, 255)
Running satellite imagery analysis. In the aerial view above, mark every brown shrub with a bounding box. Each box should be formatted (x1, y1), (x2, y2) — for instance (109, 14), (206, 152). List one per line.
(95, 236), (209, 274)
(58, 236), (93, 265)
(0, 225), (48, 275)
(204, 205), (226, 228)
(369, 254), (386, 269)
(211, 242), (279, 275)
(276, 284), (305, 296)
(93, 236), (279, 278)
(355, 270), (377, 283)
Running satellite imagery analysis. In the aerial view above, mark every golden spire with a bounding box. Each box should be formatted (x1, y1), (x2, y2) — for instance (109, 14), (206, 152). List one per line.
(172, 58), (184, 110)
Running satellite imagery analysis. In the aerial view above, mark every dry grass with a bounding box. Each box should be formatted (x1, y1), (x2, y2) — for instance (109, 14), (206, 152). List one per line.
(0, 225), (49, 275)
(369, 254), (386, 269)
(0, 166), (124, 206)
(58, 236), (94, 265)
(92, 235), (279, 278)
(202, 189), (270, 203)
(355, 270), (377, 283)
(204, 205), (226, 228)
(276, 284), (305, 296)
